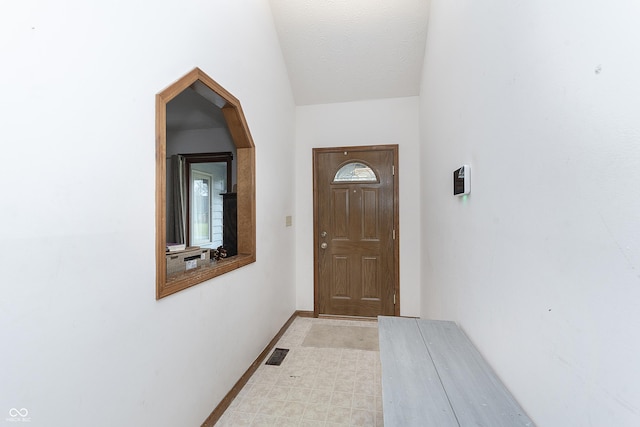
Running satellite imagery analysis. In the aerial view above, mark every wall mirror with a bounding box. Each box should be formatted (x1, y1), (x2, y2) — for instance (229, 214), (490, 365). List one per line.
(156, 68), (255, 299)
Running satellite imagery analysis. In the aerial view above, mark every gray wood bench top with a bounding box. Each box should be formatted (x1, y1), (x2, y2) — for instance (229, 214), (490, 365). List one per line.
(378, 316), (535, 427)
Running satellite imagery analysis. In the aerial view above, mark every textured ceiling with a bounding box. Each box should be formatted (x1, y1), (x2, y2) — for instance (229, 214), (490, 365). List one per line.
(269, 0), (430, 105)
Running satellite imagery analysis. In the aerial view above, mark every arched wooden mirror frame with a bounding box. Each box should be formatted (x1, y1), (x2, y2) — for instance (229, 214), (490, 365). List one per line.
(156, 68), (256, 299)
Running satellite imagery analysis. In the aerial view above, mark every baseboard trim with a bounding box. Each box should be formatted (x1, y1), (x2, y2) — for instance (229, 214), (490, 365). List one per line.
(296, 310), (314, 318)
(201, 310), (306, 427)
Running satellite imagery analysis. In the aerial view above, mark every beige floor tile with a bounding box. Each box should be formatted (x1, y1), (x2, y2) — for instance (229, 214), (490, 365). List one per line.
(355, 369), (375, 381)
(375, 395), (384, 412)
(339, 363), (357, 373)
(228, 396), (241, 410)
(216, 317), (384, 426)
(246, 383), (273, 399)
(341, 350), (360, 361)
(287, 386), (312, 402)
(250, 413), (276, 426)
(353, 393), (376, 411)
(279, 400), (306, 419)
(334, 378), (355, 393)
(314, 376), (335, 390)
(326, 405), (352, 424)
(303, 365), (320, 375)
(257, 399), (286, 417)
(274, 417), (300, 427)
(236, 384), (253, 399)
(359, 351), (378, 361)
(309, 388), (332, 402)
(228, 411), (255, 426)
(235, 397), (264, 414)
(302, 402), (328, 422)
(304, 358), (321, 369)
(213, 412), (232, 426)
(256, 372), (280, 385)
(338, 370), (357, 381)
(350, 409), (375, 426)
(267, 385), (290, 400)
(318, 365), (338, 376)
(330, 391), (353, 408)
(297, 375), (317, 388)
(354, 379), (376, 395)
(276, 376), (297, 387)
(324, 353), (341, 362)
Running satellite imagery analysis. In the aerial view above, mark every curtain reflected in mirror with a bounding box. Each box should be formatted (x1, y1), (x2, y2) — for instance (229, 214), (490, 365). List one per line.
(169, 154), (186, 245)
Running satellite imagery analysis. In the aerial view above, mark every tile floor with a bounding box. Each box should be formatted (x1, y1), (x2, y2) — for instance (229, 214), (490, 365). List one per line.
(215, 316), (383, 426)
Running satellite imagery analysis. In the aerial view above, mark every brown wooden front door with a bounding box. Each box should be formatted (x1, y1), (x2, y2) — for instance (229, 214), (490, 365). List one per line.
(313, 145), (398, 317)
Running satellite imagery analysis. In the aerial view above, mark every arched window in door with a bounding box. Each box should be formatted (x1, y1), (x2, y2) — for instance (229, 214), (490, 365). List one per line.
(333, 162), (378, 183)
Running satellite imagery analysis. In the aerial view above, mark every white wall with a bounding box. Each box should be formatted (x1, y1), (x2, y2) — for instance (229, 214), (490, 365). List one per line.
(295, 97), (421, 317)
(420, 1), (640, 426)
(0, 1), (296, 426)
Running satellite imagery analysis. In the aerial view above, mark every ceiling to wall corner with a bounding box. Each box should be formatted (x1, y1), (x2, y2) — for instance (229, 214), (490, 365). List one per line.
(269, 0), (430, 106)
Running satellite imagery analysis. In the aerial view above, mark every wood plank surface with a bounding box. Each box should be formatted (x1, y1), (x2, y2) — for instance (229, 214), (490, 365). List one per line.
(417, 319), (535, 427)
(378, 316), (458, 427)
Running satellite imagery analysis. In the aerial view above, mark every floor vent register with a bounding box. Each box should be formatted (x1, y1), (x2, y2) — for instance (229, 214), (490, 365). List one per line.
(265, 348), (289, 366)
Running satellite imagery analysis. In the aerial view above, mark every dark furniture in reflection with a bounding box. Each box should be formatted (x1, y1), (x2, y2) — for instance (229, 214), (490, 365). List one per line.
(222, 192), (237, 256)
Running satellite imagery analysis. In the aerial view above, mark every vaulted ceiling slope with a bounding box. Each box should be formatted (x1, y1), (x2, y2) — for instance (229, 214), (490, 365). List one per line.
(269, 0), (430, 106)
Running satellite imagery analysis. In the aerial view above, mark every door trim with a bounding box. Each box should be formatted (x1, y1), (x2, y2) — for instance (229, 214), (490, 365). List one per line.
(312, 144), (400, 317)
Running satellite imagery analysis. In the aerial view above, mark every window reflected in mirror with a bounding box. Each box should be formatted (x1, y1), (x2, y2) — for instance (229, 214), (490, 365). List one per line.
(166, 152), (234, 254)
(191, 169), (214, 246)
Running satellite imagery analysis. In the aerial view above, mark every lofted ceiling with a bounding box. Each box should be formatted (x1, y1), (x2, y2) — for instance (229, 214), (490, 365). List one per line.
(167, 1), (430, 129)
(269, 0), (430, 106)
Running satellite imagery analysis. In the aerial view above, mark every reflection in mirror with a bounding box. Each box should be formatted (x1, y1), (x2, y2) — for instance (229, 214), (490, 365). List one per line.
(166, 87), (237, 257)
(166, 153), (234, 249)
(156, 68), (255, 299)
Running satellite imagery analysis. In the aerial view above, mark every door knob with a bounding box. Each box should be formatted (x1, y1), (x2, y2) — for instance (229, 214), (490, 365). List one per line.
(320, 242), (328, 249)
